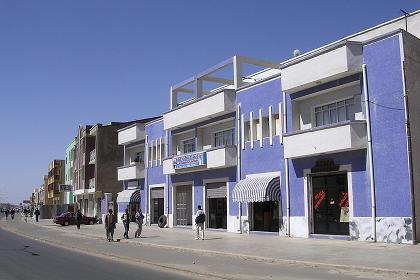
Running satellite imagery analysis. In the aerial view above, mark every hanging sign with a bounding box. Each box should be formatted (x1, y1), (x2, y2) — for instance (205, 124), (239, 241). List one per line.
(173, 151), (207, 169)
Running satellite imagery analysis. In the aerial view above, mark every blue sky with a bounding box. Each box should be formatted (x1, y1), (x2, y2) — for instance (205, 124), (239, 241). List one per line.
(0, 1), (418, 204)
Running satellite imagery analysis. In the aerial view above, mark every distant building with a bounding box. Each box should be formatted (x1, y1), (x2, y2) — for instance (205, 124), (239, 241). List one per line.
(47, 160), (65, 205)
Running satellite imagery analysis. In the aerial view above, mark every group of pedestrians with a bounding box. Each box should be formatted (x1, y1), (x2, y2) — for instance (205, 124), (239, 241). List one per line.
(4, 208), (15, 220)
(104, 208), (144, 242)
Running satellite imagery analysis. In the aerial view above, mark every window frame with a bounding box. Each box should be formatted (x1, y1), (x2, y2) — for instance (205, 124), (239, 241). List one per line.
(213, 128), (235, 148)
(182, 138), (196, 154)
(313, 96), (355, 127)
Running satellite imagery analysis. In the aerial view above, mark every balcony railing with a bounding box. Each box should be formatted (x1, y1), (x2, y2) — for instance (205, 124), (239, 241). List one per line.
(283, 120), (367, 159)
(163, 146), (237, 175)
(117, 163), (145, 181)
(89, 150), (96, 164)
(88, 178), (95, 189)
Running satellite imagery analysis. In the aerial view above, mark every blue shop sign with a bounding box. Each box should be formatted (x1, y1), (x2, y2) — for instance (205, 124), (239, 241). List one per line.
(173, 151), (207, 169)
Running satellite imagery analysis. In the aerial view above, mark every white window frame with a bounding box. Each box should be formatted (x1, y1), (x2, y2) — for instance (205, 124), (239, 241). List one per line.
(313, 96), (355, 127)
(182, 138), (196, 154)
(214, 128), (235, 148)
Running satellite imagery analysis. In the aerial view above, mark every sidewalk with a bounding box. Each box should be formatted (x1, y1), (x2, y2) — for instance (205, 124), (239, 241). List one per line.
(15, 218), (420, 275)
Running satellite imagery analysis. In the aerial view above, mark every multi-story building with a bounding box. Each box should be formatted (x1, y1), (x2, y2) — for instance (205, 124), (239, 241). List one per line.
(115, 117), (159, 222)
(64, 138), (76, 204)
(47, 160), (65, 205)
(42, 175), (50, 205)
(72, 121), (150, 221)
(130, 11), (420, 244)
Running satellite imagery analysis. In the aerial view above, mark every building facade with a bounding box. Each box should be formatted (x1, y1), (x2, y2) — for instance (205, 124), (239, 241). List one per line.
(47, 160), (65, 205)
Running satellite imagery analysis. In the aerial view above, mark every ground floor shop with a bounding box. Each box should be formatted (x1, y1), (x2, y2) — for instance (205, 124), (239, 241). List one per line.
(116, 188), (141, 223)
(74, 191), (102, 220)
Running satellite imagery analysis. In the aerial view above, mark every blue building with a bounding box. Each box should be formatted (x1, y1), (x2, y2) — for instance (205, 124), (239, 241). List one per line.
(130, 11), (420, 243)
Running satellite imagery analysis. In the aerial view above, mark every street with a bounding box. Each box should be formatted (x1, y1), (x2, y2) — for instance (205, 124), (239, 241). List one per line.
(1, 215), (419, 280)
(0, 226), (199, 280)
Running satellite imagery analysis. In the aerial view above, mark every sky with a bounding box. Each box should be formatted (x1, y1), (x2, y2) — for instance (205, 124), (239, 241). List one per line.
(0, 0), (418, 204)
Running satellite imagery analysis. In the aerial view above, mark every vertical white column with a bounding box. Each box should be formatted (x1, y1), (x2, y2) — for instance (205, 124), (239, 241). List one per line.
(249, 111), (254, 149)
(155, 141), (158, 167)
(150, 140), (154, 166)
(159, 137), (162, 165)
(259, 108), (263, 148)
(279, 103), (283, 144)
(241, 114), (245, 150)
(269, 106), (273, 145)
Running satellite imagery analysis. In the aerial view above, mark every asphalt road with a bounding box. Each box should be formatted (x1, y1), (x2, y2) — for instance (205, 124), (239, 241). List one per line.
(0, 226), (198, 280)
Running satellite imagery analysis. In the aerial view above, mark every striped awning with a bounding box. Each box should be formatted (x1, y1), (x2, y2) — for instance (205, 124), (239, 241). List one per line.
(232, 176), (280, 202)
(117, 188), (140, 203)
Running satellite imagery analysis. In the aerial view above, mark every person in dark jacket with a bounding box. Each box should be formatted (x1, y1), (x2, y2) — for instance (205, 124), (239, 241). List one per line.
(5, 209), (9, 220)
(105, 209), (116, 242)
(34, 208), (40, 222)
(76, 210), (82, 229)
(195, 205), (205, 240)
(10, 209), (15, 220)
(122, 208), (130, 239)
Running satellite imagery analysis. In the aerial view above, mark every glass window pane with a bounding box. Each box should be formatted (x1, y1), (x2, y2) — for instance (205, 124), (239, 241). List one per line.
(315, 112), (323, 126)
(346, 104), (355, 121)
(338, 106), (346, 122)
(323, 111), (330, 125)
(330, 108), (337, 123)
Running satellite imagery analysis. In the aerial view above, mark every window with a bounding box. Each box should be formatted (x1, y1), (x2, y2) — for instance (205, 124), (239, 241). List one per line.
(315, 97), (355, 127)
(261, 118), (270, 139)
(183, 139), (196, 154)
(133, 151), (144, 164)
(273, 114), (281, 136)
(214, 129), (234, 147)
(148, 145), (153, 166)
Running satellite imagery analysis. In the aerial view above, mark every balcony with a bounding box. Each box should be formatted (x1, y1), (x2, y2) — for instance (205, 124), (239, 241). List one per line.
(281, 42), (362, 93)
(118, 123), (146, 145)
(88, 178), (95, 190)
(89, 149), (96, 164)
(117, 163), (145, 181)
(163, 89), (236, 130)
(163, 146), (237, 175)
(283, 121), (367, 159)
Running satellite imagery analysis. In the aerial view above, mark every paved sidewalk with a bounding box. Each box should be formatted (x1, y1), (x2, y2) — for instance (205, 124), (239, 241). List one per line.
(17, 217), (420, 275)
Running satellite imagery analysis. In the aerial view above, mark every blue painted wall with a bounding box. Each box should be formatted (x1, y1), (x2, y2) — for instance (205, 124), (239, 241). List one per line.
(364, 34), (412, 217)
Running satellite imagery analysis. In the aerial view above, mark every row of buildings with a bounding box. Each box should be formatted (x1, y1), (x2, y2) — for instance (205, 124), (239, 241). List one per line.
(32, 11), (420, 244)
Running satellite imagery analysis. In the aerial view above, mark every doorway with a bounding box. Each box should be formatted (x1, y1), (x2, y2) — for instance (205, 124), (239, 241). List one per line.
(205, 183), (227, 229)
(150, 187), (164, 224)
(250, 201), (279, 232)
(175, 185), (192, 226)
(311, 173), (349, 235)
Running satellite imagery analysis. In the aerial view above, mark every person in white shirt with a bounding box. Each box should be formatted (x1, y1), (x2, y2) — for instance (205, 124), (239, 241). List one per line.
(195, 205), (205, 240)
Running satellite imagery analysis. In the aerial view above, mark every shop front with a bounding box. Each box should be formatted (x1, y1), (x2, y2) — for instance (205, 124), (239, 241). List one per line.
(174, 184), (192, 226)
(117, 188), (141, 223)
(233, 175), (281, 233)
(150, 187), (164, 224)
(205, 182), (227, 229)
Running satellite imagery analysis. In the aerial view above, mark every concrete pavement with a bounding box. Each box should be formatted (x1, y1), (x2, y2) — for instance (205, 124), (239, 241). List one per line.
(1, 216), (420, 279)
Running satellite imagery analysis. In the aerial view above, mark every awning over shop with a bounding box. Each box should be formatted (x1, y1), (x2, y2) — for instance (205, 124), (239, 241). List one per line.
(232, 176), (280, 202)
(117, 188), (140, 204)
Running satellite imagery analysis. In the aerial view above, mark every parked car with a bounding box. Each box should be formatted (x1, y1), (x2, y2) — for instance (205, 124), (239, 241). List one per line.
(53, 212), (98, 226)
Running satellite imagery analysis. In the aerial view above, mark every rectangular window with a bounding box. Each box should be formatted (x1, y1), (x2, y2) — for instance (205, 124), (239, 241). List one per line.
(273, 114), (281, 136)
(133, 151), (144, 164)
(262, 118), (270, 139)
(183, 139), (196, 154)
(214, 129), (235, 147)
(314, 97), (355, 127)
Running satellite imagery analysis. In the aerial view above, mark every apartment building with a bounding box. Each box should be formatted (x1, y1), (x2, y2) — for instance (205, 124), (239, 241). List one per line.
(47, 160), (65, 205)
(115, 117), (159, 223)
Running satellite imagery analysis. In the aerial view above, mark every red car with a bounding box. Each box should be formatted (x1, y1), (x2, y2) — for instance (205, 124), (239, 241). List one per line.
(53, 212), (98, 226)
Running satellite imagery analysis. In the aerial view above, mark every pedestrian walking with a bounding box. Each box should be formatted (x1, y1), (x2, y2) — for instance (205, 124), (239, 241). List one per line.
(76, 210), (82, 230)
(134, 210), (144, 238)
(5, 209), (9, 220)
(23, 208), (28, 223)
(122, 208), (130, 239)
(105, 209), (116, 242)
(34, 208), (40, 222)
(194, 205), (205, 240)
(10, 209), (15, 220)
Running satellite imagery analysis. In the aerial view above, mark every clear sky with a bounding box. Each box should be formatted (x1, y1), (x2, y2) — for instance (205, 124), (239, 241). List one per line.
(0, 1), (418, 204)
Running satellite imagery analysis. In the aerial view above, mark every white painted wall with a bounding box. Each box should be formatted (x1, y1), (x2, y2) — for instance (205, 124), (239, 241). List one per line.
(284, 121), (367, 159)
(163, 90), (236, 130)
(118, 124), (145, 145)
(282, 44), (362, 93)
(117, 164), (145, 181)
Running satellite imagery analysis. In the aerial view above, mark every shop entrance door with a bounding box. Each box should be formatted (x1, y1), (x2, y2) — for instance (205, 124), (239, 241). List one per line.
(175, 185), (192, 226)
(206, 183), (227, 229)
(150, 187), (164, 224)
(311, 173), (349, 235)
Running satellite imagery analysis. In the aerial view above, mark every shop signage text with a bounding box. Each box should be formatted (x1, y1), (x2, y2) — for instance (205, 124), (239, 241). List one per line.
(173, 151), (207, 169)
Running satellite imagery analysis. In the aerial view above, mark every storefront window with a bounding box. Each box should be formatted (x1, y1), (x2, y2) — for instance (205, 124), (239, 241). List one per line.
(251, 201), (279, 232)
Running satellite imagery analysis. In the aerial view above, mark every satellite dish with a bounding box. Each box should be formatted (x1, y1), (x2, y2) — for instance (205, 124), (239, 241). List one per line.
(293, 49), (301, 57)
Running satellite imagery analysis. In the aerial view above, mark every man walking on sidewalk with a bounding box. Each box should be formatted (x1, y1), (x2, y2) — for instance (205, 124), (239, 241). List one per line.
(122, 208), (130, 239)
(195, 205), (205, 240)
(76, 210), (82, 230)
(134, 209), (144, 238)
(34, 208), (40, 222)
(105, 209), (116, 242)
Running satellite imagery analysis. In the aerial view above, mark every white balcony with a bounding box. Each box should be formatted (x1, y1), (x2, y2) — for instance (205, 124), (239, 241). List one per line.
(117, 163), (145, 181)
(89, 149), (96, 164)
(281, 42), (362, 93)
(283, 121), (367, 159)
(163, 89), (236, 130)
(163, 146), (237, 175)
(118, 123), (146, 145)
